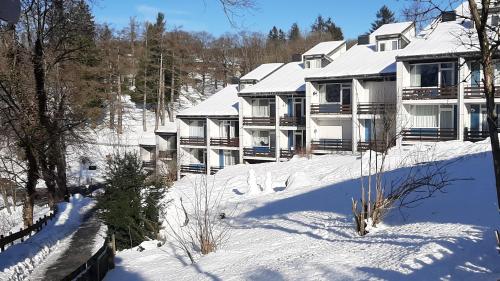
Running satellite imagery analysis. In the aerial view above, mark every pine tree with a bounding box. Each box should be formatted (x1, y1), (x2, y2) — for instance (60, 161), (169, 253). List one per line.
(370, 5), (396, 32)
(311, 15), (344, 40)
(278, 29), (286, 42)
(268, 26), (279, 41)
(288, 23), (301, 41)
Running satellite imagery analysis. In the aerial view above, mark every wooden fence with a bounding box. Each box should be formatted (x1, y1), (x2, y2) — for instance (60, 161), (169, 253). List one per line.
(0, 205), (58, 252)
(61, 236), (116, 281)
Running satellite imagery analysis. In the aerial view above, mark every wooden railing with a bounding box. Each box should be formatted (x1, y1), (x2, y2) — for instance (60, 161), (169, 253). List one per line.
(243, 117), (276, 126)
(280, 149), (296, 159)
(180, 164), (207, 174)
(402, 86), (458, 100)
(210, 138), (239, 147)
(402, 128), (457, 142)
(357, 103), (396, 115)
(210, 166), (223, 175)
(0, 205), (58, 252)
(61, 237), (115, 281)
(243, 147), (276, 158)
(464, 85), (500, 98)
(280, 116), (306, 126)
(464, 128), (490, 142)
(358, 140), (395, 152)
(311, 104), (352, 114)
(142, 160), (155, 168)
(311, 139), (352, 152)
(180, 137), (206, 146)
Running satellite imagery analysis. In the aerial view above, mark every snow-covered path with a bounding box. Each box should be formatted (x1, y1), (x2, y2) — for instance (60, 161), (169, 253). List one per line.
(105, 141), (500, 281)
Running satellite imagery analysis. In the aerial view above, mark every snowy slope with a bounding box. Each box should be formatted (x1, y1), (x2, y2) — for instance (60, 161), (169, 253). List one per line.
(106, 140), (500, 281)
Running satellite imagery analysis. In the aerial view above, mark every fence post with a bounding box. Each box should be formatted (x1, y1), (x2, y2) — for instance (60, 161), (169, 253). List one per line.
(20, 228), (23, 242)
(1, 235), (4, 252)
(44, 215), (47, 226)
(109, 235), (116, 270)
(9, 232), (12, 246)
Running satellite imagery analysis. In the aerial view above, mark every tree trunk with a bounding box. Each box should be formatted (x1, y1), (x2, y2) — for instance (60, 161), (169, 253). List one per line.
(117, 74), (123, 134)
(55, 137), (69, 202)
(143, 66), (147, 132)
(168, 52), (175, 122)
(109, 71), (115, 129)
(23, 145), (38, 227)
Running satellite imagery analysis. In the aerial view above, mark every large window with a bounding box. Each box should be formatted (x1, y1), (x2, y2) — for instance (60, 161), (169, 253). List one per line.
(305, 59), (321, 69)
(252, 99), (275, 117)
(410, 63), (456, 87)
(189, 120), (205, 137)
(252, 130), (275, 147)
(320, 83), (351, 104)
(219, 120), (237, 138)
(411, 105), (455, 129)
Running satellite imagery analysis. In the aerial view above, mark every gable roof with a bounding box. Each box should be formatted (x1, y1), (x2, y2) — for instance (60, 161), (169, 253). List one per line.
(177, 85), (239, 117)
(302, 41), (345, 57)
(155, 122), (177, 134)
(306, 44), (403, 80)
(370, 22), (414, 39)
(240, 63), (284, 82)
(239, 62), (311, 94)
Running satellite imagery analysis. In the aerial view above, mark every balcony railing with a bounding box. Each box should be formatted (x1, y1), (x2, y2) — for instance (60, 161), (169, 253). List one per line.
(402, 128), (457, 142)
(464, 86), (500, 98)
(311, 104), (352, 115)
(464, 128), (491, 142)
(210, 166), (223, 175)
(280, 149), (296, 159)
(357, 140), (395, 152)
(243, 147), (276, 158)
(158, 150), (175, 159)
(243, 117), (276, 126)
(279, 116), (306, 126)
(210, 138), (239, 147)
(357, 103), (396, 115)
(402, 86), (458, 100)
(311, 139), (352, 152)
(180, 137), (206, 146)
(180, 164), (207, 174)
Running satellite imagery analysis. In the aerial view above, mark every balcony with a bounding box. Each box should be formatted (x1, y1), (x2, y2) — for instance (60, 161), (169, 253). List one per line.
(464, 128), (490, 142)
(311, 139), (352, 152)
(210, 137), (239, 147)
(402, 86), (458, 100)
(279, 116), (306, 127)
(310, 104), (352, 115)
(280, 149), (296, 159)
(402, 128), (457, 142)
(180, 164), (207, 174)
(142, 160), (155, 169)
(158, 150), (175, 160)
(357, 140), (395, 153)
(357, 103), (396, 115)
(243, 117), (276, 126)
(464, 86), (500, 98)
(243, 147), (276, 158)
(180, 137), (206, 146)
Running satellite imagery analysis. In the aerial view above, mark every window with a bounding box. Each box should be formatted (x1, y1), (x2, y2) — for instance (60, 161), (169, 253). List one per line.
(440, 63), (455, 86)
(224, 151), (238, 166)
(412, 105), (438, 128)
(391, 40), (398, 50)
(379, 43), (386, 52)
(252, 99), (273, 117)
(439, 105), (454, 129)
(305, 59), (321, 69)
(252, 131), (270, 147)
(305, 61), (311, 69)
(189, 120), (205, 137)
(411, 64), (439, 87)
(319, 83), (351, 104)
(220, 120), (237, 138)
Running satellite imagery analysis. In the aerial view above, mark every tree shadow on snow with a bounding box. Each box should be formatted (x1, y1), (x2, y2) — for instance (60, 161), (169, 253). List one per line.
(240, 152), (500, 280)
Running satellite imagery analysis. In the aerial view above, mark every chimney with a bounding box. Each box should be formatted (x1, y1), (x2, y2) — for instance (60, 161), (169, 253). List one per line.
(357, 35), (370, 45)
(291, 53), (302, 62)
(441, 11), (456, 22)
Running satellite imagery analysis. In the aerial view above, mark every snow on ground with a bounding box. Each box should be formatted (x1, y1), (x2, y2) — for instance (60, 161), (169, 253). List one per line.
(0, 194), (96, 281)
(106, 140), (500, 281)
(0, 198), (50, 237)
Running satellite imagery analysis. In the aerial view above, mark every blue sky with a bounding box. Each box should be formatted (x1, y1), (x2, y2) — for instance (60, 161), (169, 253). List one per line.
(92, 0), (408, 39)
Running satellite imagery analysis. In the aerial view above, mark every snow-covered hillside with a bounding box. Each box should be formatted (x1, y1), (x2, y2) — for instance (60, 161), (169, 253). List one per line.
(106, 140), (500, 281)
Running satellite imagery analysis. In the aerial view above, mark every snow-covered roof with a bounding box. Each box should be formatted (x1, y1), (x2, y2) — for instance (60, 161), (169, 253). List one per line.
(155, 122), (177, 134)
(370, 22), (414, 39)
(302, 41), (345, 57)
(240, 63), (284, 82)
(139, 131), (156, 147)
(397, 3), (477, 60)
(177, 85), (239, 117)
(239, 62), (311, 94)
(306, 44), (403, 80)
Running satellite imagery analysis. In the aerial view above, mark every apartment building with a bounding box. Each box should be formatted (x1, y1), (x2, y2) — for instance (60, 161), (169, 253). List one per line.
(238, 41), (347, 163)
(395, 3), (496, 144)
(139, 123), (177, 174)
(305, 22), (415, 153)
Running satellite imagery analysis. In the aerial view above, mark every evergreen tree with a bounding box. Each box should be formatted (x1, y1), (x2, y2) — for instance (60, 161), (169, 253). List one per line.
(98, 152), (150, 250)
(268, 26), (279, 41)
(311, 15), (344, 40)
(278, 29), (286, 42)
(288, 23), (302, 41)
(370, 5), (396, 32)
